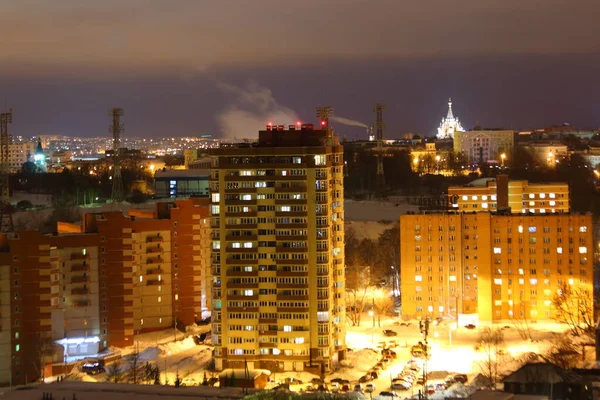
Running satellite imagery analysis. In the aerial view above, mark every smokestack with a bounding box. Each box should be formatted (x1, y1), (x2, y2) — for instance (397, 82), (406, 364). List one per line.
(496, 174), (509, 212)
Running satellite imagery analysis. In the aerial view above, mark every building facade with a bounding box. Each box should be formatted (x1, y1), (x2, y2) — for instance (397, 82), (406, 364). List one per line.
(0, 199), (211, 386)
(400, 212), (593, 325)
(209, 123), (346, 374)
(454, 130), (514, 165)
(448, 175), (570, 213)
(8, 142), (36, 172)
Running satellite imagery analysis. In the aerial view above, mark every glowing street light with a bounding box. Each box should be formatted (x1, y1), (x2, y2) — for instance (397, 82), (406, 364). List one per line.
(500, 153), (506, 168)
(435, 155), (441, 172)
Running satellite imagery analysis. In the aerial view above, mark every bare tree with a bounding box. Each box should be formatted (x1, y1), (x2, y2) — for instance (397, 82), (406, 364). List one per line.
(372, 289), (394, 327)
(128, 351), (142, 384)
(511, 300), (533, 341)
(32, 332), (54, 382)
(106, 361), (124, 383)
(346, 263), (372, 326)
(552, 282), (594, 337)
(475, 326), (505, 388)
(541, 334), (581, 369)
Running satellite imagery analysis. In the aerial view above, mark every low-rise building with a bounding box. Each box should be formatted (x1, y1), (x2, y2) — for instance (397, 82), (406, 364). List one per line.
(448, 175), (569, 214)
(454, 129), (514, 165)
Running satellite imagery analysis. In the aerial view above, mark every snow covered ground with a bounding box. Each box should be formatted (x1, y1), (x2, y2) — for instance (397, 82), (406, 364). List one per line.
(17, 315), (573, 400)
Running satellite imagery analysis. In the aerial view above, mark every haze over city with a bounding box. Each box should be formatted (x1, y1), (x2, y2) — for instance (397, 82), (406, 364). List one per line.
(1, 0), (600, 139)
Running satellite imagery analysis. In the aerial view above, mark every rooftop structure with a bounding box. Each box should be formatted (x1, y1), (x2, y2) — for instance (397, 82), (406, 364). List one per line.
(437, 98), (465, 140)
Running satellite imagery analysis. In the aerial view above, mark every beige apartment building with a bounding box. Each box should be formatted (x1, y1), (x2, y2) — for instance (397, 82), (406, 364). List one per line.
(454, 129), (514, 165)
(448, 175), (569, 214)
(209, 123), (346, 374)
(400, 211), (593, 325)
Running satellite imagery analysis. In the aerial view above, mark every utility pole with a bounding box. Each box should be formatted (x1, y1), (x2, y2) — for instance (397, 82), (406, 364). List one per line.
(109, 108), (125, 202)
(0, 109), (14, 232)
(373, 104), (386, 197)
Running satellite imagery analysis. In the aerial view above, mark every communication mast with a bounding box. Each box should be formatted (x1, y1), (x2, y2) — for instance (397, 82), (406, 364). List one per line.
(373, 103), (386, 196)
(110, 108), (125, 202)
(0, 109), (14, 232)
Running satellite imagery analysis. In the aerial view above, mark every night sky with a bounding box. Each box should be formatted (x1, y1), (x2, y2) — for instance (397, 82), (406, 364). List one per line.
(1, 0), (599, 139)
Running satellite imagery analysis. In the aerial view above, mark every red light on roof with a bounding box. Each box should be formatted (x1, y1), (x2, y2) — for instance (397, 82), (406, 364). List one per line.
(268, 122), (273, 126)
(320, 120), (326, 126)
(296, 121), (301, 125)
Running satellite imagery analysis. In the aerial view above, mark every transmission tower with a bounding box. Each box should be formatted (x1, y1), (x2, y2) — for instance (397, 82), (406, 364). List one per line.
(373, 103), (386, 196)
(110, 108), (125, 202)
(316, 106), (334, 128)
(0, 109), (14, 232)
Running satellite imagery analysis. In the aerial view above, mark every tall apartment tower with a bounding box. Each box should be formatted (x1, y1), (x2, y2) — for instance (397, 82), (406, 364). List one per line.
(209, 122), (346, 374)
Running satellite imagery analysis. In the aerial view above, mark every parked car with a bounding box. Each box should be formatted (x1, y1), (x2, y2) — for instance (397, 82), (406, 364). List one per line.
(359, 374), (373, 383)
(82, 362), (104, 375)
(383, 329), (398, 337)
(197, 316), (211, 325)
(354, 383), (364, 393)
(435, 383), (447, 392)
(365, 383), (376, 393)
(444, 375), (456, 385)
(392, 379), (411, 390)
(465, 324), (476, 329)
(341, 384), (350, 392)
(329, 382), (340, 393)
(193, 332), (208, 345)
(380, 391), (399, 397)
(454, 374), (468, 384)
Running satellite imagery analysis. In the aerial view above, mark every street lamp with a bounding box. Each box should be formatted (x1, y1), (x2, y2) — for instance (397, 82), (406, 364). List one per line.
(435, 155), (441, 172)
(500, 153), (506, 168)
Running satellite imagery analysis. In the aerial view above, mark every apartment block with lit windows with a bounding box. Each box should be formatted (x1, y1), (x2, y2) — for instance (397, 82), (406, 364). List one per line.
(448, 175), (569, 213)
(0, 199), (211, 387)
(209, 123), (346, 374)
(400, 211), (593, 325)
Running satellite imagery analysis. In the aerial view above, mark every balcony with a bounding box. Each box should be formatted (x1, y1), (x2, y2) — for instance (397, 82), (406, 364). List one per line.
(147, 236), (163, 243)
(146, 257), (163, 265)
(73, 301), (89, 307)
(146, 267), (163, 275)
(146, 246), (161, 254)
(71, 276), (89, 284)
(71, 264), (88, 273)
(276, 294), (309, 301)
(226, 269), (259, 277)
(147, 279), (162, 286)
(71, 287), (89, 295)
(258, 330), (278, 336)
(70, 253), (89, 261)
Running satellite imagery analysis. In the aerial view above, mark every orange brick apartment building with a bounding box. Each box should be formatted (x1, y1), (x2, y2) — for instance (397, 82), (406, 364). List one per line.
(0, 199), (211, 386)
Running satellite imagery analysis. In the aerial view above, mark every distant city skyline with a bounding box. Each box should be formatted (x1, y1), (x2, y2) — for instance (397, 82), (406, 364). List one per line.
(1, 1), (599, 139)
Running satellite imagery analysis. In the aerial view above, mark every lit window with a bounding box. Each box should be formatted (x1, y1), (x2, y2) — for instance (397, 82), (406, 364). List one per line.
(243, 289), (254, 296)
(427, 305), (434, 313)
(438, 306), (444, 312)
(529, 194), (535, 199)
(449, 276), (456, 282)
(579, 226), (587, 233)
(232, 242), (241, 248)
(139, 276), (143, 283)
(529, 201), (535, 206)
(241, 194), (252, 201)
(294, 337), (305, 344)
(549, 193), (556, 198)
(579, 247), (587, 254)
(158, 296), (161, 303)
(212, 193), (220, 202)
(243, 242), (253, 248)
(175, 294), (178, 301)
(539, 193), (546, 199)
(544, 300), (552, 307)
(568, 279), (574, 285)
(494, 278), (502, 285)
(482, 203), (488, 209)
(462, 196), (468, 201)
(508, 300), (513, 306)
(15, 344), (20, 352)
(540, 209), (546, 213)
(415, 275), (422, 282)
(494, 300), (502, 306)
(212, 241), (220, 250)
(493, 247), (501, 254)
(159, 318), (162, 323)
(472, 196), (478, 200)
(549, 201), (556, 206)
(530, 278), (538, 285)
(141, 319), (144, 325)
(491, 195), (497, 201)
(283, 325), (292, 332)
(557, 247), (563, 254)
(518, 268), (524, 275)
(482, 195), (488, 201)
(530, 209), (535, 213)
(518, 225), (523, 233)
(528, 227), (536, 233)
(519, 279), (524, 285)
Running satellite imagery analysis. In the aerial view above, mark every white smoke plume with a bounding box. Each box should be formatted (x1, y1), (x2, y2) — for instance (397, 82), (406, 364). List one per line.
(216, 80), (298, 139)
(331, 116), (368, 128)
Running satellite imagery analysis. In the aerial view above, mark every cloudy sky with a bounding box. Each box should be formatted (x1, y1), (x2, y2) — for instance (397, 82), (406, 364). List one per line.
(1, 0), (599, 139)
